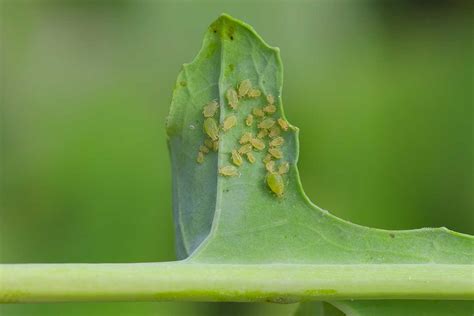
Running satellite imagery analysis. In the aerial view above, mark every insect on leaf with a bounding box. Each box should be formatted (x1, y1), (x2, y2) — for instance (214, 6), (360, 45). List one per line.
(166, 14), (473, 314)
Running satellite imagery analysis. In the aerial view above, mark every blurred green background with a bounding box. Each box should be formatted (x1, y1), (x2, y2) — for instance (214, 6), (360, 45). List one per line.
(0, 1), (472, 315)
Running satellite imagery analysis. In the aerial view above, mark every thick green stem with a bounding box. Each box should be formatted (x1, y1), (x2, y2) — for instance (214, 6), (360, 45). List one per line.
(0, 262), (472, 303)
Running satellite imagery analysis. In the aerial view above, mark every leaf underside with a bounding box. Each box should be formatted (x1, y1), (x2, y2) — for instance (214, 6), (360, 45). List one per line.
(167, 14), (473, 315)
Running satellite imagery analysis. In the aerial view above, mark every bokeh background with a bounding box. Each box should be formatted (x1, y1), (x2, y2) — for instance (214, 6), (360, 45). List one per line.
(1, 1), (472, 315)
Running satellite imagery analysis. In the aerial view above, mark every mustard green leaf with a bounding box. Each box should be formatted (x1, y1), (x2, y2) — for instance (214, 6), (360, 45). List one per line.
(166, 13), (473, 314)
(167, 13), (472, 265)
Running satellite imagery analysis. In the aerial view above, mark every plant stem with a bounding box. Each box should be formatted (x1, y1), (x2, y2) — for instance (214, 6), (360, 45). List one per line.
(0, 262), (472, 303)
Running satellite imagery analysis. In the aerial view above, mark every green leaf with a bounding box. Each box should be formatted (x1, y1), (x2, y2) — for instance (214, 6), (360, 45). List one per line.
(166, 13), (473, 313)
(167, 13), (472, 265)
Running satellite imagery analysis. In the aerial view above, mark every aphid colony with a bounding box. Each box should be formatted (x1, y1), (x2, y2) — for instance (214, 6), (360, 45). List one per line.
(196, 79), (290, 197)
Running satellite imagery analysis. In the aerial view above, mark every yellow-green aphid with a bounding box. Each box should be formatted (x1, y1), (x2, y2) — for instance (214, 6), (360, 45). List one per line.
(250, 138), (266, 151)
(248, 88), (261, 98)
(231, 149), (243, 167)
(277, 118), (289, 131)
(278, 162), (289, 174)
(269, 126), (281, 138)
(204, 117), (219, 141)
(219, 165), (239, 177)
(246, 152), (256, 164)
(238, 79), (252, 98)
(258, 118), (275, 129)
(263, 104), (276, 114)
(269, 136), (284, 147)
(266, 94), (275, 104)
(269, 147), (283, 159)
(197, 151), (205, 164)
(199, 145), (209, 154)
(226, 88), (239, 110)
(222, 115), (237, 131)
(239, 132), (253, 144)
(266, 172), (284, 197)
(252, 108), (265, 118)
(263, 154), (273, 164)
(238, 144), (253, 154)
(212, 140), (219, 152)
(204, 139), (213, 149)
(257, 129), (268, 139)
(203, 100), (219, 118)
(265, 160), (275, 172)
(245, 114), (254, 126)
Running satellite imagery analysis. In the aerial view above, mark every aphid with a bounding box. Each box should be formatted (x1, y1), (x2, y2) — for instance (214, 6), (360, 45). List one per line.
(269, 136), (284, 147)
(277, 118), (289, 131)
(222, 115), (237, 131)
(265, 160), (275, 172)
(245, 114), (254, 126)
(226, 88), (239, 109)
(269, 147), (283, 159)
(266, 172), (284, 197)
(278, 162), (289, 174)
(263, 154), (273, 164)
(238, 79), (252, 98)
(197, 151), (205, 164)
(258, 118), (275, 129)
(203, 117), (219, 141)
(231, 149), (243, 167)
(248, 88), (261, 98)
(266, 94), (275, 104)
(250, 138), (266, 151)
(263, 104), (276, 114)
(199, 145), (210, 154)
(212, 140), (219, 152)
(219, 165), (239, 177)
(252, 108), (265, 118)
(269, 126), (281, 138)
(257, 129), (268, 139)
(246, 152), (256, 164)
(238, 144), (253, 154)
(239, 132), (253, 144)
(203, 100), (219, 117)
(204, 139), (213, 149)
